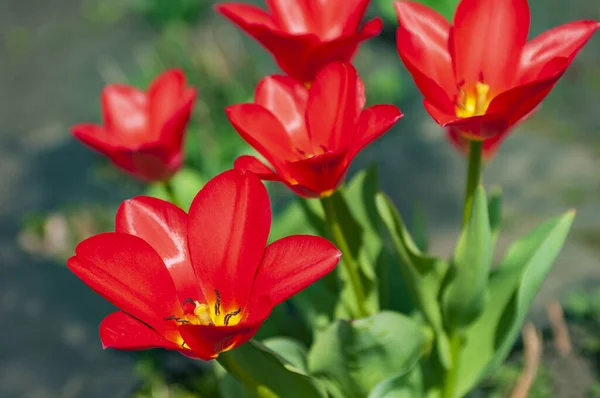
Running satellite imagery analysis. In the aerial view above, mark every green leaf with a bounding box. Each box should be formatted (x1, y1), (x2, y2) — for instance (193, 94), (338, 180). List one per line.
(412, 203), (429, 253)
(263, 337), (309, 372)
(443, 186), (492, 329)
(455, 210), (575, 397)
(376, 193), (451, 369)
(145, 167), (204, 211)
(368, 366), (424, 398)
(488, 186), (503, 244)
(307, 311), (426, 398)
(219, 339), (327, 398)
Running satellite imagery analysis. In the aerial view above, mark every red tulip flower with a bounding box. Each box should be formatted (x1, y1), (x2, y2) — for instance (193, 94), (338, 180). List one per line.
(215, 0), (382, 83)
(226, 62), (402, 198)
(67, 169), (340, 360)
(395, 0), (599, 148)
(72, 69), (196, 182)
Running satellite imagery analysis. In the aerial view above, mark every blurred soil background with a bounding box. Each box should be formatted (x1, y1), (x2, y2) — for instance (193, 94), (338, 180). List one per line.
(0, 0), (599, 397)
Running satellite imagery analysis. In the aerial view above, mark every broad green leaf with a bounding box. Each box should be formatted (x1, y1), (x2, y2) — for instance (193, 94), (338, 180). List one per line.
(412, 203), (429, 253)
(376, 193), (451, 368)
(368, 365), (423, 398)
(219, 339), (327, 398)
(455, 210), (575, 397)
(443, 186), (492, 329)
(307, 311), (426, 398)
(146, 167), (204, 211)
(488, 186), (503, 244)
(263, 337), (309, 372)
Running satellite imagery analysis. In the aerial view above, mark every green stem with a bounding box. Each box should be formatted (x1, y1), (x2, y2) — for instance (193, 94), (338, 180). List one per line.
(443, 331), (463, 398)
(163, 179), (182, 209)
(320, 194), (369, 318)
(462, 141), (483, 227)
(217, 351), (278, 398)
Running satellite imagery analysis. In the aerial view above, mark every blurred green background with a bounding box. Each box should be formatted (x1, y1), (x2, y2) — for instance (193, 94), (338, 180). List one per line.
(0, 0), (599, 397)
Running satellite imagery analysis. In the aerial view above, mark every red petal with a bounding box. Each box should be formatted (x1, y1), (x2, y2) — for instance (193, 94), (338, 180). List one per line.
(101, 85), (149, 146)
(178, 322), (262, 360)
(148, 69), (186, 137)
(487, 57), (568, 126)
(254, 75), (310, 150)
(451, 0), (530, 93)
(306, 18), (383, 79)
(519, 20), (600, 84)
(100, 311), (180, 351)
(67, 233), (181, 335)
(215, 3), (277, 30)
(249, 235), (340, 320)
(265, 0), (314, 34)
(72, 124), (115, 156)
(424, 101), (508, 139)
(349, 105), (403, 159)
(285, 149), (348, 196)
(115, 197), (202, 303)
(157, 88), (196, 153)
(226, 104), (298, 168)
(306, 62), (363, 150)
(115, 145), (180, 182)
(234, 155), (283, 182)
(187, 170), (271, 311)
(395, 29), (454, 114)
(394, 2), (455, 102)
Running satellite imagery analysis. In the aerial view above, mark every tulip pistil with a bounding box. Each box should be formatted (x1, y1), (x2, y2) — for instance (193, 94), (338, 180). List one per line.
(455, 75), (491, 118)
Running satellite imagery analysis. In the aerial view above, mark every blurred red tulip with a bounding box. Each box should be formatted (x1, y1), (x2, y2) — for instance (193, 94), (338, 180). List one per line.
(227, 62), (402, 198)
(67, 169), (340, 360)
(216, 0), (382, 82)
(395, 0), (599, 157)
(72, 69), (196, 182)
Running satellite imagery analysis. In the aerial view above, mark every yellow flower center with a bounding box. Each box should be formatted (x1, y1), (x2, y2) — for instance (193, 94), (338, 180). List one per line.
(165, 291), (243, 328)
(455, 81), (491, 118)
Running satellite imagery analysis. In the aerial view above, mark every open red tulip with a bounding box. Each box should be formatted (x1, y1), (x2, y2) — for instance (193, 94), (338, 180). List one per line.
(215, 0), (382, 83)
(72, 69), (196, 182)
(395, 0), (599, 154)
(226, 62), (403, 198)
(67, 169), (340, 360)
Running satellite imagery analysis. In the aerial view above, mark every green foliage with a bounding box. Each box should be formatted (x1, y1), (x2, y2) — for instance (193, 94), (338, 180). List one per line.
(368, 366), (424, 398)
(442, 186), (493, 329)
(482, 361), (555, 398)
(132, 0), (212, 27)
(454, 210), (575, 397)
(218, 340), (327, 398)
(307, 311), (427, 398)
(376, 193), (452, 369)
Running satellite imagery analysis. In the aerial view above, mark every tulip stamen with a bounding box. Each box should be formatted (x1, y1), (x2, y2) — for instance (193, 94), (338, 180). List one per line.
(454, 74), (491, 118)
(215, 290), (221, 316)
(224, 308), (242, 326)
(164, 315), (192, 325)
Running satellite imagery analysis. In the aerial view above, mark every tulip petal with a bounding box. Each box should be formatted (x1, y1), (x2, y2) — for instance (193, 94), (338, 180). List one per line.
(226, 104), (298, 168)
(115, 196), (202, 303)
(178, 322), (262, 360)
(451, 0), (530, 93)
(148, 69), (186, 138)
(158, 87), (196, 153)
(519, 20), (600, 84)
(255, 76), (310, 149)
(424, 101), (508, 139)
(101, 85), (149, 146)
(306, 62), (363, 150)
(100, 311), (180, 350)
(67, 233), (181, 335)
(307, 18), (383, 78)
(234, 155), (283, 182)
(285, 149), (348, 196)
(249, 235), (340, 320)
(487, 57), (568, 126)
(395, 29), (455, 114)
(395, 1), (455, 100)
(72, 124), (115, 156)
(349, 105), (403, 159)
(215, 3), (277, 30)
(265, 0), (313, 34)
(187, 170), (271, 312)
